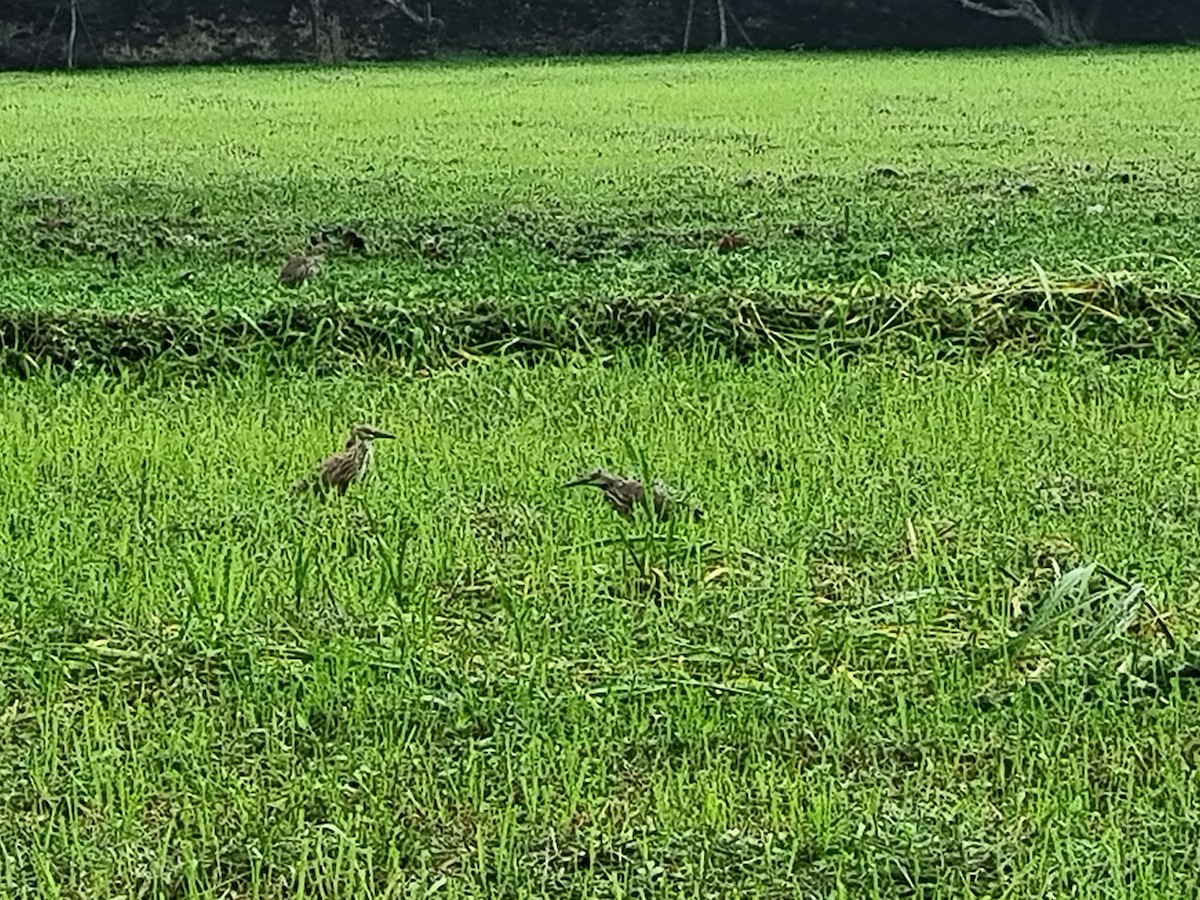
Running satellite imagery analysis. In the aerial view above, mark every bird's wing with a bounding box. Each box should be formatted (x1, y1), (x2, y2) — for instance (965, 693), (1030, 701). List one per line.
(606, 479), (644, 518)
(321, 448), (362, 487)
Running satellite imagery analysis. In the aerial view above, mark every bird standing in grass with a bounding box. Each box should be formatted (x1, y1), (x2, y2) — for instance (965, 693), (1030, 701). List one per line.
(564, 468), (702, 522)
(292, 424), (395, 495)
(278, 253), (321, 286)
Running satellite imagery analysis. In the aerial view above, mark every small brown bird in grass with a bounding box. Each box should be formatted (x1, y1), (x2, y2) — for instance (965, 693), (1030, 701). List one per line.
(716, 232), (747, 254)
(564, 468), (702, 522)
(292, 424), (395, 495)
(278, 253), (321, 286)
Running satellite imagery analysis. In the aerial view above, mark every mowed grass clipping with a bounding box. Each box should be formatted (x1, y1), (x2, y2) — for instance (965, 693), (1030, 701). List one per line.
(2, 49), (1200, 318)
(1, 353), (1199, 897)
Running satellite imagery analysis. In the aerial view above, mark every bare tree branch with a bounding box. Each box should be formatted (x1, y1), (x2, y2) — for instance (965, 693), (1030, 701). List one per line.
(380, 0), (433, 27)
(957, 0), (1098, 46)
(959, 0), (1025, 17)
(959, 0), (1051, 30)
(725, 0), (756, 49)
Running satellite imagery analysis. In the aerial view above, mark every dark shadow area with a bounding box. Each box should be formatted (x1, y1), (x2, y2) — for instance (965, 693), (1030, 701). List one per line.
(2, 0), (1198, 71)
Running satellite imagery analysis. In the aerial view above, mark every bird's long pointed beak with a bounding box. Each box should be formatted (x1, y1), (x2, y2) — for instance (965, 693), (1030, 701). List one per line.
(369, 428), (395, 439)
(563, 476), (592, 489)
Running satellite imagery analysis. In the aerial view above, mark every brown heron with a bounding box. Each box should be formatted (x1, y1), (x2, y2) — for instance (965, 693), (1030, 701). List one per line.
(564, 468), (702, 522)
(279, 253), (321, 286)
(292, 424), (395, 495)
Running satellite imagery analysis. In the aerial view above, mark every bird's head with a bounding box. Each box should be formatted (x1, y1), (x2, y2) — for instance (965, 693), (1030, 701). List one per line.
(348, 423), (395, 444)
(564, 468), (617, 489)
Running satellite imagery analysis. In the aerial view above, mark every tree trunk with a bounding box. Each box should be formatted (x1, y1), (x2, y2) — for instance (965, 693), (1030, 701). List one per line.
(309, 0), (346, 64)
(309, 0), (326, 61)
(67, 0), (77, 69)
(716, 0), (728, 48)
(682, 0), (696, 51)
(327, 12), (346, 63)
(1044, 0), (1091, 43)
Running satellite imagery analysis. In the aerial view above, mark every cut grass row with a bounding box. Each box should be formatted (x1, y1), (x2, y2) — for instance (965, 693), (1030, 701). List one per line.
(1, 353), (1198, 896)
(5, 268), (1200, 376)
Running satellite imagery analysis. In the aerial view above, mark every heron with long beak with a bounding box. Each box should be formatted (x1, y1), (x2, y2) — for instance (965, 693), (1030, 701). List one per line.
(564, 468), (702, 522)
(292, 424), (395, 495)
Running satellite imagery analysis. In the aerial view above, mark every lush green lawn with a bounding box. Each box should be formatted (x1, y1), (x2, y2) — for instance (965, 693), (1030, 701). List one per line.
(1, 354), (1198, 896)
(2, 49), (1199, 313)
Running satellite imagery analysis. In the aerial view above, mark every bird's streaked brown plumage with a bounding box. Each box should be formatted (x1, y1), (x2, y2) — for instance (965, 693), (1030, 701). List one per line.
(564, 468), (701, 522)
(279, 253), (321, 286)
(292, 424), (394, 495)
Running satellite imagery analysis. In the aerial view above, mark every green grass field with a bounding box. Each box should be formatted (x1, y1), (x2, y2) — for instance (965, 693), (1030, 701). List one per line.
(3, 50), (1200, 315)
(2, 50), (1200, 898)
